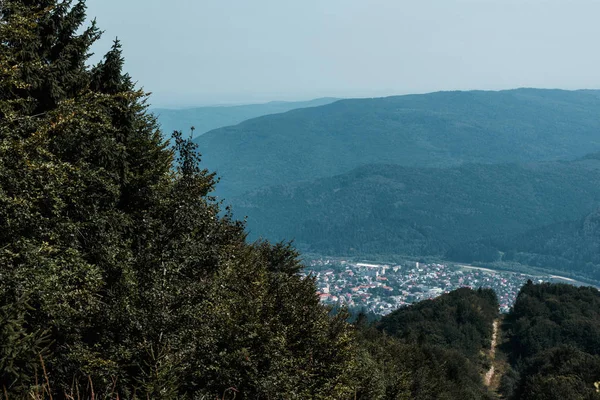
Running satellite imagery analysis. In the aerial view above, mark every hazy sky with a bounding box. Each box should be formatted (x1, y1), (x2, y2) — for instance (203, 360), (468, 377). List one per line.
(86, 0), (600, 107)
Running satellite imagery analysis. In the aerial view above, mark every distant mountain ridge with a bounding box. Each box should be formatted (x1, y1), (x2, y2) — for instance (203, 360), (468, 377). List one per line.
(195, 88), (600, 197)
(152, 97), (338, 138)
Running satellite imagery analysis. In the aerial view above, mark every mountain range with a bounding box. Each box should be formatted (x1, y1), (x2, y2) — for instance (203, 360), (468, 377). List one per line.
(194, 88), (600, 197)
(152, 97), (337, 138)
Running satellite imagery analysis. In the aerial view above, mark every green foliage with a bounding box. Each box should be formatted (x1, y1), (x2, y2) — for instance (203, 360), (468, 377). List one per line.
(350, 288), (499, 399)
(378, 288), (499, 360)
(516, 346), (600, 400)
(506, 283), (600, 360)
(485, 208), (600, 281)
(12, 3), (600, 400)
(0, 294), (51, 394)
(501, 283), (600, 399)
(0, 2), (358, 398)
(195, 88), (600, 197)
(235, 160), (600, 263)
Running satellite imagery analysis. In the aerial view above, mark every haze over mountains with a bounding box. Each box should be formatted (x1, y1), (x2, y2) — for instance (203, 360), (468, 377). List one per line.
(193, 88), (600, 197)
(152, 97), (337, 138)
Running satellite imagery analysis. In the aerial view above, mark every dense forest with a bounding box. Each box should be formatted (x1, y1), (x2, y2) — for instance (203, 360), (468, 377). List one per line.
(500, 282), (600, 399)
(353, 287), (499, 399)
(194, 88), (600, 197)
(0, 1), (502, 398)
(378, 287), (498, 360)
(234, 159), (600, 277)
(450, 205), (600, 282)
(0, 2), (355, 398)
(357, 281), (600, 400)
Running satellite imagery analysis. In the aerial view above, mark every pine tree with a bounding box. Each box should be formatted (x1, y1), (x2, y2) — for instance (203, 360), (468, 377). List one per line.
(1, 1), (358, 398)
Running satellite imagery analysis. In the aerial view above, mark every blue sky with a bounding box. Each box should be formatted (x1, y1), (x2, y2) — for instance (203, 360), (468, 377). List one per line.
(86, 0), (600, 107)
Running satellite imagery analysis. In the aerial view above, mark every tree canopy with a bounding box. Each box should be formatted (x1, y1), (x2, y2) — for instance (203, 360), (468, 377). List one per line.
(0, 1), (357, 398)
(501, 282), (600, 399)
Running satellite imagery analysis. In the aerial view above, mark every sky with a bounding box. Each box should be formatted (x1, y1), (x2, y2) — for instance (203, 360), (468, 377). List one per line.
(86, 0), (600, 108)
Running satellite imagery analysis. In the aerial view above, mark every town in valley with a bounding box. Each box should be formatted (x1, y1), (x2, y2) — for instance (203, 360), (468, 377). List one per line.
(303, 258), (584, 315)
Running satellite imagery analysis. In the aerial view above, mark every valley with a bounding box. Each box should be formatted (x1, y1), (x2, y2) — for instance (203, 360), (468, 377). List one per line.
(306, 256), (594, 316)
(154, 90), (600, 288)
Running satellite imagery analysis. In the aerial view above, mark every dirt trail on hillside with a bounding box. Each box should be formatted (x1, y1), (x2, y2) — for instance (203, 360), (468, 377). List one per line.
(484, 320), (499, 387)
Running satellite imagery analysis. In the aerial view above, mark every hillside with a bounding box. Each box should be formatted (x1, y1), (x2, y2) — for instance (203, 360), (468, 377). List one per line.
(444, 153), (600, 281)
(353, 287), (498, 399)
(508, 209), (600, 278)
(378, 287), (499, 360)
(195, 89), (600, 197)
(455, 207), (600, 282)
(152, 97), (337, 138)
(0, 4), (355, 398)
(233, 156), (600, 261)
(500, 283), (600, 399)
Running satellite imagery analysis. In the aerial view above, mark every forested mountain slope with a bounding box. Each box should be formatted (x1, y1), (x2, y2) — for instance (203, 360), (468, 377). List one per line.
(501, 282), (600, 399)
(195, 89), (600, 196)
(354, 288), (498, 399)
(0, 2), (355, 398)
(378, 287), (499, 360)
(153, 97), (337, 138)
(455, 206), (600, 282)
(439, 153), (600, 281)
(0, 1), (512, 398)
(233, 156), (600, 260)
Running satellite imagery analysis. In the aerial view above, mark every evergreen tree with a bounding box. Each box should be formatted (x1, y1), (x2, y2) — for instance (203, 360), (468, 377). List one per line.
(501, 283), (600, 399)
(0, 1), (357, 398)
